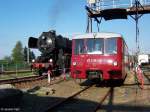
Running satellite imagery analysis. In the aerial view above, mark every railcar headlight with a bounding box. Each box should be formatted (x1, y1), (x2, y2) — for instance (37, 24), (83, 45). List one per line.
(32, 59), (35, 63)
(107, 59), (113, 64)
(113, 61), (118, 66)
(49, 59), (53, 62)
(73, 62), (77, 66)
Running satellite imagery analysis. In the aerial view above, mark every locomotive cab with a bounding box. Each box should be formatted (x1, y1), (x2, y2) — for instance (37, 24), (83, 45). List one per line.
(71, 32), (129, 81)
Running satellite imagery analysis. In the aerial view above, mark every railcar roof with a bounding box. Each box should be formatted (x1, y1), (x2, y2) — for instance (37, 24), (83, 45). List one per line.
(73, 32), (122, 39)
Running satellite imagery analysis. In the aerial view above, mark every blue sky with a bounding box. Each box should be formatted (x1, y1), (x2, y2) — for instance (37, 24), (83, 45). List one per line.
(0, 0), (150, 59)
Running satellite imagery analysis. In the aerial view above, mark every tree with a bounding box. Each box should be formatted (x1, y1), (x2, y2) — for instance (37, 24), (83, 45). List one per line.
(3, 56), (12, 64)
(24, 46), (28, 62)
(23, 46), (36, 62)
(30, 51), (36, 61)
(12, 41), (24, 63)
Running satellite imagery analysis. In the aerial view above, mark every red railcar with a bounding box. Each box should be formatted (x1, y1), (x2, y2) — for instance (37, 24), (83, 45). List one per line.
(71, 32), (129, 82)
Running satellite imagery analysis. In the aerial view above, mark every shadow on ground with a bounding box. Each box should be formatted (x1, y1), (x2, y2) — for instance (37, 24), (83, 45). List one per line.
(80, 79), (124, 87)
(0, 79), (150, 112)
(20, 89), (150, 112)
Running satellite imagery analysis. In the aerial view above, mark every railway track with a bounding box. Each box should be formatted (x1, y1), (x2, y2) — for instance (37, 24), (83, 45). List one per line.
(24, 77), (65, 92)
(46, 85), (111, 112)
(0, 75), (47, 85)
(1, 70), (32, 75)
(141, 66), (150, 72)
(142, 67), (150, 86)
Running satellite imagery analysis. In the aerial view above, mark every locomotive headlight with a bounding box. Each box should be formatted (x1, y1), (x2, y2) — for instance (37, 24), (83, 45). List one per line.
(49, 59), (53, 62)
(73, 62), (77, 66)
(113, 61), (118, 66)
(42, 36), (45, 39)
(47, 38), (52, 44)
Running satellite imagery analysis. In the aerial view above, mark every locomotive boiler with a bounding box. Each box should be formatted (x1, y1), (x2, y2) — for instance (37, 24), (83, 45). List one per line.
(28, 30), (72, 75)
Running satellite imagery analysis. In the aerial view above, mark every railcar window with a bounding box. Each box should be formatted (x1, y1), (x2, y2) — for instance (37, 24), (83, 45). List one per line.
(105, 38), (117, 54)
(74, 38), (117, 55)
(86, 38), (104, 54)
(74, 39), (85, 55)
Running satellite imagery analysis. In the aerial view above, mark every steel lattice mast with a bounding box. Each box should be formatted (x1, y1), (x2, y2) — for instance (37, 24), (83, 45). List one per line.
(86, 0), (150, 56)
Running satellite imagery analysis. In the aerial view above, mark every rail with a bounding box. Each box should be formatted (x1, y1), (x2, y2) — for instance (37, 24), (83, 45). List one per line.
(45, 85), (93, 112)
(0, 75), (47, 85)
(93, 88), (112, 112)
(46, 85), (111, 112)
(1, 70), (31, 75)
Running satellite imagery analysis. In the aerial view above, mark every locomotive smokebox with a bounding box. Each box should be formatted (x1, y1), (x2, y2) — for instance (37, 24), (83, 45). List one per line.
(38, 31), (56, 54)
(28, 37), (38, 48)
(28, 30), (71, 54)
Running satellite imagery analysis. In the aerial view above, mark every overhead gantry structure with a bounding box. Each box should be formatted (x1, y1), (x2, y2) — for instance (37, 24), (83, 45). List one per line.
(86, 0), (150, 54)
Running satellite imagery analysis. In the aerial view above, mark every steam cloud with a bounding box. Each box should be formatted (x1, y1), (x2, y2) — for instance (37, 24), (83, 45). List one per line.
(49, 0), (74, 28)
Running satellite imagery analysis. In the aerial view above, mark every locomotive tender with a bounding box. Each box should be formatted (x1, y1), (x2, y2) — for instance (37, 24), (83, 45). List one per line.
(28, 30), (72, 75)
(71, 32), (129, 82)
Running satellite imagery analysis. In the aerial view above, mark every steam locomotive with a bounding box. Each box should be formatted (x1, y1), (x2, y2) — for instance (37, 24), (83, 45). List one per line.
(28, 30), (72, 75)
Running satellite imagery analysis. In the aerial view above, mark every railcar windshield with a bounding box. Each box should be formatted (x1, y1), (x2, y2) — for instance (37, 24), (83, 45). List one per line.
(86, 38), (104, 54)
(74, 39), (85, 55)
(74, 38), (117, 55)
(105, 38), (117, 54)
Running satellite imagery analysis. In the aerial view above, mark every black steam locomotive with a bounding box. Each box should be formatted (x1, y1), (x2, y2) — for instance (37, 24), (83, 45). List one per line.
(28, 30), (72, 75)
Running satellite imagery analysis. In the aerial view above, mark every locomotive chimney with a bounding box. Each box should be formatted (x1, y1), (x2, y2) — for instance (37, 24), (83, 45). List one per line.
(49, 30), (56, 35)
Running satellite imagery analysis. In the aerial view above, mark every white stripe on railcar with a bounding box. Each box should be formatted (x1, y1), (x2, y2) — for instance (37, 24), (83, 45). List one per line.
(72, 32), (122, 39)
